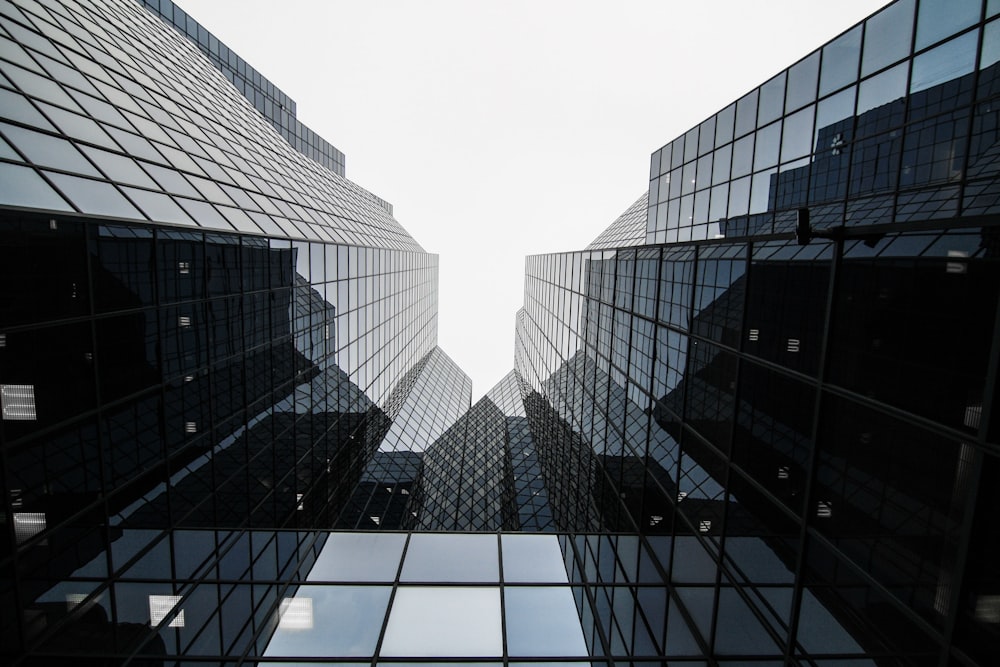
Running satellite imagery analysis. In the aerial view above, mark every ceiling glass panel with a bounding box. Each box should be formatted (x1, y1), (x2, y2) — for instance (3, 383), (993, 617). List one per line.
(400, 533), (498, 582)
(504, 586), (589, 657)
(262, 585), (391, 658)
(306, 532), (406, 582)
(501, 534), (569, 583)
(380, 586), (502, 658)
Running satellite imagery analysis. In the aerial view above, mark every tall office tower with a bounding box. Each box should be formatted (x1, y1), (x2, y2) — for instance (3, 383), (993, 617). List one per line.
(510, 0), (1000, 664)
(2, 0), (999, 665)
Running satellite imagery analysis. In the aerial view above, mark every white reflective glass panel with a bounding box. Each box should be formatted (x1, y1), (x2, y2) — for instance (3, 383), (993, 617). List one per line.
(263, 586), (391, 658)
(501, 534), (569, 582)
(307, 532), (406, 582)
(400, 533), (498, 582)
(380, 586), (502, 657)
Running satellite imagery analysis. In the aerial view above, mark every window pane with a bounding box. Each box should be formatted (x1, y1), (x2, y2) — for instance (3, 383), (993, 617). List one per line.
(910, 30), (978, 94)
(0, 163), (72, 211)
(984, 19), (1000, 70)
(307, 532), (406, 582)
(1, 122), (100, 176)
(45, 171), (142, 219)
(915, 0), (980, 50)
(121, 187), (194, 226)
(753, 122), (781, 171)
(787, 51), (820, 111)
(504, 587), (588, 657)
(861, 0), (915, 77)
(820, 26), (861, 96)
(758, 73), (785, 126)
(781, 105), (814, 163)
(735, 89), (758, 138)
(380, 587), (502, 657)
(262, 586), (390, 658)
(858, 62), (908, 116)
(715, 103), (736, 147)
(400, 533), (498, 582)
(501, 534), (569, 582)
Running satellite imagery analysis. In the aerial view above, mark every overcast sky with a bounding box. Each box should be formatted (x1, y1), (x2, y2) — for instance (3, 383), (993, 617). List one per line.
(175, 0), (887, 400)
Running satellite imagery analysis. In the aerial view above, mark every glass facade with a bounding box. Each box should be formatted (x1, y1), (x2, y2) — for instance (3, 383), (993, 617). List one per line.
(2, 0), (998, 665)
(646, 0), (1000, 245)
(137, 0), (350, 179)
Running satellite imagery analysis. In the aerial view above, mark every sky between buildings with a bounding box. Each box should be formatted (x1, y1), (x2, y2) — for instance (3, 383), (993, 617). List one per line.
(175, 0), (887, 400)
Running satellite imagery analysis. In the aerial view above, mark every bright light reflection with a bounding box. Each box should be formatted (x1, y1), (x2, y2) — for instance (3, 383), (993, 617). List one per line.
(278, 597), (314, 629)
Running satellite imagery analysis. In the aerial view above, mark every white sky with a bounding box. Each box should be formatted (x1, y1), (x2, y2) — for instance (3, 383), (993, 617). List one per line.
(175, 0), (887, 400)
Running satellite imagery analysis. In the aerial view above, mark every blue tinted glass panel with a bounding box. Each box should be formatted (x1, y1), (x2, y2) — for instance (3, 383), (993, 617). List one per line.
(985, 19), (1000, 69)
(857, 62), (908, 115)
(861, 0), (915, 77)
(911, 30), (978, 93)
(786, 52), (820, 112)
(400, 533), (498, 582)
(262, 586), (390, 657)
(504, 587), (588, 657)
(307, 532), (406, 582)
(915, 0), (980, 50)
(820, 26), (861, 96)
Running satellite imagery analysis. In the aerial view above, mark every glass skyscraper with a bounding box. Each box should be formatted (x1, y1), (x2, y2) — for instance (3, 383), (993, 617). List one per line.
(1, 0), (997, 664)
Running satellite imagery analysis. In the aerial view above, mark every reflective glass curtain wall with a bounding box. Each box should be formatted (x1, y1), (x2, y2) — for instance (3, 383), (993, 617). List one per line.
(2, 0), (999, 664)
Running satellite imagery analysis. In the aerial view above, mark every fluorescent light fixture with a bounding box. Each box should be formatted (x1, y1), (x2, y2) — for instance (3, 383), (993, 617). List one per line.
(13, 512), (46, 543)
(66, 593), (88, 610)
(974, 595), (1000, 624)
(278, 597), (314, 630)
(2, 385), (37, 420)
(149, 594), (185, 627)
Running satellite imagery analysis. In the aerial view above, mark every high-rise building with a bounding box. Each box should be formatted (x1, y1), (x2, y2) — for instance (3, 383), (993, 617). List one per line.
(1, 0), (997, 665)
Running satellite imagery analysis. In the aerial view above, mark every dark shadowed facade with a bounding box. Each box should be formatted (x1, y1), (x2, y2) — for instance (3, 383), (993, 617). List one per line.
(1, 0), (998, 664)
